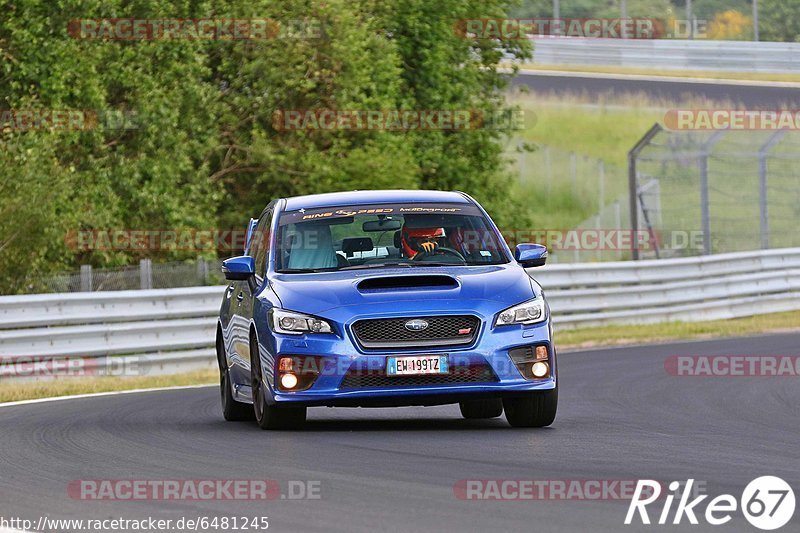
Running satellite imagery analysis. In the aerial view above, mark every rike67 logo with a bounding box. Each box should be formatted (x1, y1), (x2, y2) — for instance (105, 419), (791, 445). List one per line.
(626, 477), (795, 530)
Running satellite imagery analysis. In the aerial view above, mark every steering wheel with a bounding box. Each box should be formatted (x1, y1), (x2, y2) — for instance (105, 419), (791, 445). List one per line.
(412, 246), (466, 263)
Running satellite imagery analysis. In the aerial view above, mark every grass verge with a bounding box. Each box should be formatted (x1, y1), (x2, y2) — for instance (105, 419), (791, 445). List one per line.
(509, 92), (707, 167)
(506, 92), (667, 229)
(558, 310), (800, 350)
(0, 368), (217, 404)
(506, 91), (739, 230)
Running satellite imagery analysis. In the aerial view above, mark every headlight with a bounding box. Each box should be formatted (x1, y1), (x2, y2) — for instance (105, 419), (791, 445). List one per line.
(270, 309), (333, 335)
(495, 298), (547, 326)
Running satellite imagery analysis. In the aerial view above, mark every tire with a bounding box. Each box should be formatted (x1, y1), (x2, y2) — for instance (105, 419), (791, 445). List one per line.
(217, 331), (253, 421)
(459, 398), (503, 419)
(503, 387), (558, 428)
(250, 331), (306, 430)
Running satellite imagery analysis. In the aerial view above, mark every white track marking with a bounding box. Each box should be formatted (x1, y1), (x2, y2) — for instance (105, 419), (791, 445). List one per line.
(0, 384), (215, 409)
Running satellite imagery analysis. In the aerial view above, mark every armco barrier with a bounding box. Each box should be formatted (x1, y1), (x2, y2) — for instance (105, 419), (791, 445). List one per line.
(530, 37), (800, 73)
(1, 248), (799, 380)
(536, 248), (800, 326)
(0, 287), (224, 380)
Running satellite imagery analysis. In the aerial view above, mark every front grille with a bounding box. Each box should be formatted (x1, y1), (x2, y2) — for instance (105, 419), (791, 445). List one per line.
(351, 315), (480, 349)
(339, 362), (498, 389)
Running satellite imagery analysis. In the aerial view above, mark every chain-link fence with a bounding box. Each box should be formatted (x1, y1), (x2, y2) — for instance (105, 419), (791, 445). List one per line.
(515, 141), (629, 206)
(631, 124), (800, 259)
(21, 258), (225, 294)
(512, 125), (800, 263)
(511, 140), (631, 262)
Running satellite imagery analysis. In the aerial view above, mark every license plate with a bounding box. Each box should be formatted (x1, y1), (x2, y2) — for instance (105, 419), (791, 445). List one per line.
(387, 355), (449, 376)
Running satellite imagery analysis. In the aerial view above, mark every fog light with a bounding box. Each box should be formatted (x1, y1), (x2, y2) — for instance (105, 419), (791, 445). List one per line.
(280, 373), (299, 389)
(531, 362), (549, 378)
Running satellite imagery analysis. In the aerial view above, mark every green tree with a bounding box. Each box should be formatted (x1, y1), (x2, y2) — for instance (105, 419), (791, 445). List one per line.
(1, 0), (532, 293)
(371, 0), (532, 227)
(759, 0), (800, 42)
(211, 0), (532, 229)
(208, 0), (422, 230)
(691, 0), (750, 21)
(1, 0), (224, 289)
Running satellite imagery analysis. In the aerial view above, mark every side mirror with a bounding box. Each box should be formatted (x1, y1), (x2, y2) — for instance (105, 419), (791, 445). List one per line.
(222, 255), (255, 281)
(515, 243), (548, 268)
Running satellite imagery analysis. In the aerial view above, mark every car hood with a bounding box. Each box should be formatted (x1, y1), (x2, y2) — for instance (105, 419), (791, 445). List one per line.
(266, 264), (537, 315)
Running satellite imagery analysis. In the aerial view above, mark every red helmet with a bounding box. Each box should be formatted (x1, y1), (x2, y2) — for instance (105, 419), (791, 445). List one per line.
(401, 226), (446, 258)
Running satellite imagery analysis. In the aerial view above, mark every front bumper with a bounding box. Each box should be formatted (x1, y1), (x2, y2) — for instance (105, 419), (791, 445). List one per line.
(262, 314), (556, 407)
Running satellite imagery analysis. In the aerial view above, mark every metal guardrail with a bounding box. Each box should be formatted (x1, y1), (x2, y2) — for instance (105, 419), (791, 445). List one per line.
(0, 286), (224, 380)
(0, 286), (223, 329)
(530, 37), (800, 73)
(535, 248), (800, 326)
(1, 248), (799, 380)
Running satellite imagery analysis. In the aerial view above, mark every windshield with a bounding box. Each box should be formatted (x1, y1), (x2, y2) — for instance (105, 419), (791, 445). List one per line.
(275, 203), (509, 272)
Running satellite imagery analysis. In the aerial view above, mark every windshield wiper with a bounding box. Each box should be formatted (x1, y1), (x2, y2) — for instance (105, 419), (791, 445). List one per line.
(339, 262), (413, 271)
(276, 268), (336, 273)
(406, 261), (465, 267)
(340, 261), (464, 271)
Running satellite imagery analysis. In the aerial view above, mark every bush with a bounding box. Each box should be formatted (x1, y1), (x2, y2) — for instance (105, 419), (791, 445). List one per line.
(0, 0), (531, 293)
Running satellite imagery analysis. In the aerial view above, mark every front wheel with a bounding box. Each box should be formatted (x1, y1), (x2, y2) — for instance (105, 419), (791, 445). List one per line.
(218, 332), (253, 421)
(251, 333), (306, 430)
(503, 387), (558, 428)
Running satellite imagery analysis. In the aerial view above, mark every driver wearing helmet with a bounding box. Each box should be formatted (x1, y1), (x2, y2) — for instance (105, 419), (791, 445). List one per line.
(400, 226), (447, 259)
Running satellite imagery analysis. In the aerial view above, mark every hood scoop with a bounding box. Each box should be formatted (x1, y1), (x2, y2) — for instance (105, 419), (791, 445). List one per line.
(357, 275), (458, 293)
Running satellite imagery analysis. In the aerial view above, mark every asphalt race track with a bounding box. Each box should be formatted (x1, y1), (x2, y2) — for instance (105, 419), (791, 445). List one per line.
(512, 71), (800, 107)
(1, 333), (798, 532)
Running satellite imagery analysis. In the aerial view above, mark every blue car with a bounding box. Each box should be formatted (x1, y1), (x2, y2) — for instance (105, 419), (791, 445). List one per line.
(217, 190), (556, 429)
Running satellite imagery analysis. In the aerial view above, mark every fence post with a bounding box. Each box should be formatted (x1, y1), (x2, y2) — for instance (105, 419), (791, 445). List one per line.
(595, 214), (601, 261)
(80, 265), (92, 292)
(699, 156), (711, 255)
(698, 130), (727, 256)
(628, 124), (663, 260)
(614, 201), (622, 260)
(139, 259), (153, 290)
(758, 156), (769, 250)
(757, 130), (787, 250)
(598, 160), (605, 213)
(197, 257), (208, 285)
(544, 146), (552, 193)
(569, 152), (577, 195)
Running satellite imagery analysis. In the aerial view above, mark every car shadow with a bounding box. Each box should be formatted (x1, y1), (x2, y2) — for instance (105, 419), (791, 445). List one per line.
(201, 416), (556, 433)
(299, 416), (544, 432)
